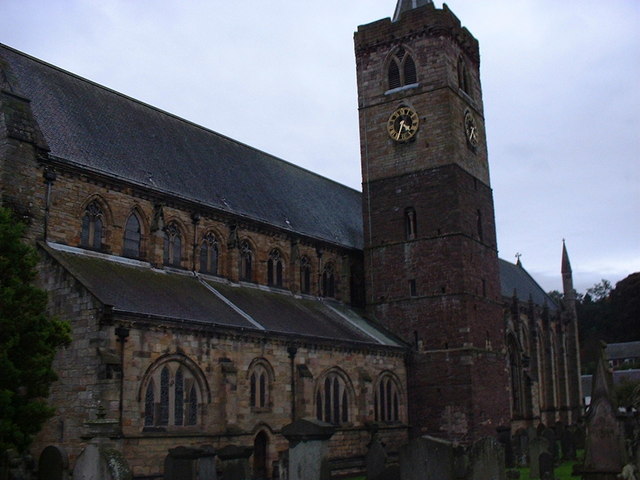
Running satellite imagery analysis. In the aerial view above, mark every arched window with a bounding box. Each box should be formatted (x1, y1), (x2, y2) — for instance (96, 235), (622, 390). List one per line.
(388, 47), (418, 90)
(300, 256), (312, 294)
(163, 222), (182, 267)
(375, 373), (402, 423)
(507, 335), (525, 418)
(249, 360), (273, 411)
(405, 207), (417, 240)
(315, 371), (350, 425)
(200, 232), (219, 274)
(142, 360), (202, 429)
(239, 240), (253, 281)
(267, 249), (284, 287)
(123, 213), (142, 258)
(457, 56), (471, 95)
(322, 263), (335, 298)
(81, 201), (103, 250)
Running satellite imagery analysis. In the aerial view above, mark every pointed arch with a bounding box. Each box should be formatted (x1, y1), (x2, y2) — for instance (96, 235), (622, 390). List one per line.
(386, 46), (419, 91)
(457, 56), (471, 96)
(138, 353), (210, 430)
(314, 367), (355, 425)
(163, 220), (185, 267)
(299, 255), (312, 294)
(374, 371), (405, 423)
(247, 358), (275, 411)
(239, 238), (255, 282)
(267, 248), (285, 287)
(123, 207), (147, 259)
(199, 230), (220, 275)
(322, 262), (336, 298)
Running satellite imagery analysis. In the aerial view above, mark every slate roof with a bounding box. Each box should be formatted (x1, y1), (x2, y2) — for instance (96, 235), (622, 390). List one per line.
(44, 243), (402, 348)
(498, 259), (559, 311)
(606, 342), (640, 361)
(1, 44), (559, 312)
(0, 44), (363, 250)
(582, 369), (640, 399)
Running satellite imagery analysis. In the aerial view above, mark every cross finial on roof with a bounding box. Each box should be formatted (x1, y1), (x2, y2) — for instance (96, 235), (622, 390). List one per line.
(515, 252), (523, 267)
(393, 0), (434, 22)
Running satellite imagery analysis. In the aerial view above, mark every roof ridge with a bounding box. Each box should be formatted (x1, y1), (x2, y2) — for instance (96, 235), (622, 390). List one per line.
(0, 42), (361, 196)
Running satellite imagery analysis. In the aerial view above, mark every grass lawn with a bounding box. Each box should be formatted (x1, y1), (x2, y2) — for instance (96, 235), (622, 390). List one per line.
(517, 453), (583, 480)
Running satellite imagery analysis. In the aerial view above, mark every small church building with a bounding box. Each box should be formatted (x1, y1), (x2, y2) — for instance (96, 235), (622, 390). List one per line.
(0, 0), (582, 478)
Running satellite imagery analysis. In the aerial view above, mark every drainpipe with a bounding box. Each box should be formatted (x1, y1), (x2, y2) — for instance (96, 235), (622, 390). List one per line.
(115, 326), (130, 431)
(42, 167), (57, 242)
(287, 345), (297, 421)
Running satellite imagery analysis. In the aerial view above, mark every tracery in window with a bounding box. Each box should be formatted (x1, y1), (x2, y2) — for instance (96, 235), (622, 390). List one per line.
(315, 370), (350, 425)
(142, 360), (203, 429)
(123, 212), (142, 258)
(163, 222), (182, 267)
(267, 249), (284, 287)
(322, 263), (335, 298)
(300, 256), (312, 294)
(374, 373), (402, 423)
(200, 232), (219, 274)
(248, 360), (273, 411)
(81, 201), (104, 250)
(388, 47), (418, 90)
(239, 240), (253, 281)
(405, 207), (417, 240)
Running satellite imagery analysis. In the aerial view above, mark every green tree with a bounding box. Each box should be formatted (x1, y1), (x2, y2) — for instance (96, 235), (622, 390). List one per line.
(0, 207), (70, 458)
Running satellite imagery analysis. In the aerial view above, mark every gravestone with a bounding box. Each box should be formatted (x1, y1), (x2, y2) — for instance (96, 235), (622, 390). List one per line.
(582, 343), (627, 480)
(538, 451), (553, 480)
(541, 428), (558, 463)
(497, 426), (514, 468)
(468, 437), (506, 480)
(513, 429), (529, 467)
(399, 435), (467, 480)
(366, 435), (387, 480)
(217, 445), (252, 480)
(281, 418), (335, 480)
(164, 446), (216, 480)
(560, 428), (576, 461)
(528, 436), (549, 480)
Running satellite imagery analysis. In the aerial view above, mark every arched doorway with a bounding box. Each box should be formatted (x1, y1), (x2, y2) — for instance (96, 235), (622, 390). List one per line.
(253, 430), (269, 479)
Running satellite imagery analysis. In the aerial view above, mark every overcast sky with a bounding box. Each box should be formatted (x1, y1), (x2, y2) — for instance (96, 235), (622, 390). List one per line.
(2, 0), (638, 294)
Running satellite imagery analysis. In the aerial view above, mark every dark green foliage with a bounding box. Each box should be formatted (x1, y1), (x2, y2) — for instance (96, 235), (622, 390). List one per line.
(569, 275), (640, 373)
(0, 207), (70, 455)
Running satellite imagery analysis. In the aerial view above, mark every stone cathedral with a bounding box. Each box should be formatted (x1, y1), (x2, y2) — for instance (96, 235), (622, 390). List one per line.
(0, 0), (582, 478)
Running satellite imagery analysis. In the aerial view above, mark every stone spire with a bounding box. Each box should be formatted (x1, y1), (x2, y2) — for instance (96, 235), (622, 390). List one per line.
(561, 240), (575, 301)
(392, 0), (434, 22)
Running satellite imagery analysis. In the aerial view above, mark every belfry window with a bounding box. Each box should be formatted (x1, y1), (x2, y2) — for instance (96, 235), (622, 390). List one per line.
(81, 201), (103, 250)
(457, 57), (471, 96)
(388, 47), (418, 90)
(300, 256), (312, 294)
(315, 371), (350, 425)
(239, 240), (253, 282)
(200, 232), (219, 274)
(267, 249), (284, 287)
(375, 374), (401, 423)
(322, 263), (335, 298)
(143, 363), (199, 429)
(123, 213), (141, 258)
(163, 222), (182, 267)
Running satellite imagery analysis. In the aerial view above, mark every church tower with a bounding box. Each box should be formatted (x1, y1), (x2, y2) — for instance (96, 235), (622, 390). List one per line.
(355, 1), (510, 441)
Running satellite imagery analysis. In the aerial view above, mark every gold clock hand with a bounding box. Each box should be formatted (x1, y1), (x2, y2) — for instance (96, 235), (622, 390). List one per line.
(397, 120), (405, 140)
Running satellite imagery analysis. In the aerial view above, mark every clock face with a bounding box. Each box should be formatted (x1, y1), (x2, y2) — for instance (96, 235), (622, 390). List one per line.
(464, 111), (479, 148)
(387, 106), (419, 143)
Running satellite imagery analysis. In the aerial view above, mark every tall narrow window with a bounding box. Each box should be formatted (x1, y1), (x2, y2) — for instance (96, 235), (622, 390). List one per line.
(240, 241), (253, 281)
(267, 249), (284, 287)
(123, 213), (141, 258)
(457, 57), (471, 95)
(315, 371), (350, 425)
(142, 360), (203, 429)
(200, 232), (219, 274)
(248, 361), (272, 411)
(322, 263), (335, 298)
(163, 222), (182, 267)
(375, 374), (402, 423)
(300, 256), (311, 294)
(476, 209), (484, 241)
(405, 207), (417, 240)
(81, 201), (103, 250)
(387, 47), (418, 90)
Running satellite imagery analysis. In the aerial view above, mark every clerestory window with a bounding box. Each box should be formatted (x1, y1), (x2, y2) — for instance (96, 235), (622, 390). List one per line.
(200, 232), (219, 275)
(315, 371), (350, 425)
(123, 212), (142, 258)
(81, 201), (103, 250)
(144, 363), (200, 429)
(267, 249), (284, 287)
(163, 222), (182, 267)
